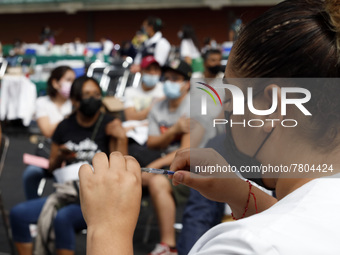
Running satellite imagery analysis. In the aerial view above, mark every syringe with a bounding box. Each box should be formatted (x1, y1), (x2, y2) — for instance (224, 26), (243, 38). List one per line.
(141, 168), (175, 175)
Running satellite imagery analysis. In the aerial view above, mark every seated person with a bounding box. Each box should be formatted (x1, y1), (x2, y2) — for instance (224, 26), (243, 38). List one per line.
(124, 55), (165, 166)
(191, 49), (224, 79)
(124, 55), (164, 121)
(77, 1), (340, 255)
(144, 59), (192, 255)
(177, 135), (227, 255)
(10, 76), (127, 255)
(23, 65), (75, 200)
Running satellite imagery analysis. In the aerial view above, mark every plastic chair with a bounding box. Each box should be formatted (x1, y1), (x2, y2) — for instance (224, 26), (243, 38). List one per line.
(0, 135), (15, 254)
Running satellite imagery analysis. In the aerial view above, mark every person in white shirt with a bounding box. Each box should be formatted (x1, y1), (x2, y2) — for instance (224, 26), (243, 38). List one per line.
(131, 17), (171, 73)
(124, 56), (164, 121)
(23, 66), (75, 200)
(179, 25), (201, 67)
(100, 37), (114, 56)
(124, 56), (165, 167)
(77, 0), (340, 254)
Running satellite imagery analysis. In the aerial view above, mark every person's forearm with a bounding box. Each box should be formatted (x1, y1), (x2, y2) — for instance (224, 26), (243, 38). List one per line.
(205, 178), (277, 218)
(49, 155), (63, 172)
(111, 137), (128, 155)
(87, 226), (133, 255)
(125, 107), (150, 121)
(37, 118), (59, 138)
(41, 123), (58, 138)
(184, 56), (192, 65)
(147, 126), (178, 149)
(147, 151), (177, 169)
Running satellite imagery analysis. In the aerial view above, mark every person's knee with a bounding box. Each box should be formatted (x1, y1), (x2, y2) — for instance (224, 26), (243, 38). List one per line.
(22, 165), (44, 181)
(10, 203), (26, 223)
(54, 209), (77, 251)
(149, 175), (170, 194)
(54, 210), (71, 229)
(10, 203), (32, 242)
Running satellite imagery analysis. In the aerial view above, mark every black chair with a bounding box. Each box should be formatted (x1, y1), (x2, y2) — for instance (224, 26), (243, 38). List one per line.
(0, 135), (15, 255)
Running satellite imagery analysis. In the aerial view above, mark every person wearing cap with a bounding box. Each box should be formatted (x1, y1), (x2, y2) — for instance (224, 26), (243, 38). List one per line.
(124, 56), (164, 121)
(123, 56), (165, 167)
(143, 59), (192, 255)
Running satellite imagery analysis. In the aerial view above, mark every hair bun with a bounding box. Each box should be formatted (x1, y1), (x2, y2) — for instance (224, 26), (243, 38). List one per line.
(325, 0), (340, 31)
(325, 0), (340, 53)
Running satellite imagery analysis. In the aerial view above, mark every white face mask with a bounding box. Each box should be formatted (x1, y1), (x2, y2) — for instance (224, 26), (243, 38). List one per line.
(142, 74), (160, 88)
(163, 80), (183, 99)
(59, 81), (72, 99)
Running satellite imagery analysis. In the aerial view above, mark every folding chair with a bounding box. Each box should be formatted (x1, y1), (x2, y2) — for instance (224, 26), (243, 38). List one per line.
(111, 56), (133, 69)
(100, 57), (136, 95)
(0, 135), (15, 255)
(126, 71), (142, 90)
(86, 61), (109, 83)
(100, 66), (130, 97)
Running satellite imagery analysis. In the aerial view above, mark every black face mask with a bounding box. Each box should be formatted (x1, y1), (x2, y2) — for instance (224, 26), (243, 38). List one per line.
(224, 110), (275, 190)
(208, 65), (221, 75)
(79, 97), (102, 117)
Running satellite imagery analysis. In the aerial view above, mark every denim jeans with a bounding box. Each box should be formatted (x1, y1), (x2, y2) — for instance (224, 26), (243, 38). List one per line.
(22, 165), (51, 200)
(177, 189), (225, 255)
(10, 197), (86, 250)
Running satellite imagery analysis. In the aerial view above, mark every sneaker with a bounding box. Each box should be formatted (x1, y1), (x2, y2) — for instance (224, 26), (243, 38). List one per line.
(148, 242), (178, 255)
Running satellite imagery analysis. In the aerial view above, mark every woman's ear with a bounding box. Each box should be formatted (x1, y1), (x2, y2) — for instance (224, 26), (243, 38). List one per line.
(51, 79), (60, 90)
(263, 84), (282, 133)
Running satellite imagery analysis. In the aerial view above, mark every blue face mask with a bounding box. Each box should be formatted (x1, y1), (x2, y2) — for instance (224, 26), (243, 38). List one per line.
(142, 74), (160, 88)
(163, 80), (182, 99)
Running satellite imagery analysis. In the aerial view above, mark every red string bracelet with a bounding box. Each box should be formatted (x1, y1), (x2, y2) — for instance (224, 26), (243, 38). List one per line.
(231, 180), (258, 220)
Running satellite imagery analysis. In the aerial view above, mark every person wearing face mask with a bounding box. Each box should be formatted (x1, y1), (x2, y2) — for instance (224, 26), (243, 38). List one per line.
(130, 16), (171, 73)
(10, 75), (127, 255)
(22, 65), (75, 200)
(192, 49), (224, 79)
(77, 0), (340, 255)
(123, 56), (166, 166)
(141, 59), (192, 255)
(124, 56), (164, 121)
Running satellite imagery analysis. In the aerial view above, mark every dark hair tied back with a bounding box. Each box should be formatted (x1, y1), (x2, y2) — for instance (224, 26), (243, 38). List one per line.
(324, 0), (340, 60)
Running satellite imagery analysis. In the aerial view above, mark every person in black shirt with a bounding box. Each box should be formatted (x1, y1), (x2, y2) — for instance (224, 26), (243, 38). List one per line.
(49, 76), (127, 171)
(10, 76), (127, 255)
